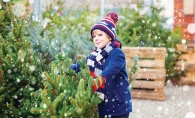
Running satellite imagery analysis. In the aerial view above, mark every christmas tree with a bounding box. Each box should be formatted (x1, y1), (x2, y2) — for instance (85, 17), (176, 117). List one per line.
(0, 3), (45, 117)
(26, 0), (96, 64)
(1, 2), (101, 117)
(30, 54), (101, 118)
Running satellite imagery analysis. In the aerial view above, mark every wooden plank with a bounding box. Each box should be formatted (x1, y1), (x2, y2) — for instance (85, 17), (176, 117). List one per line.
(178, 76), (195, 85)
(131, 89), (165, 100)
(135, 68), (166, 80)
(122, 47), (166, 58)
(178, 53), (195, 61)
(176, 44), (195, 52)
(174, 61), (195, 71)
(132, 80), (164, 89)
(127, 59), (165, 68)
(178, 54), (190, 60)
(186, 71), (195, 80)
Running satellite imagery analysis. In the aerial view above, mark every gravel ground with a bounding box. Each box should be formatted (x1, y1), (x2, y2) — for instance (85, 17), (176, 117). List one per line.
(129, 80), (195, 118)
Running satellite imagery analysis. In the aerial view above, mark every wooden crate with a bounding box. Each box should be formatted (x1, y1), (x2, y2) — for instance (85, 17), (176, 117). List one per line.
(174, 44), (195, 85)
(122, 47), (166, 100)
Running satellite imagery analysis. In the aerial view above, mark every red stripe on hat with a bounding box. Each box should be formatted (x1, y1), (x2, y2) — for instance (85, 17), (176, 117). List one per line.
(103, 18), (116, 26)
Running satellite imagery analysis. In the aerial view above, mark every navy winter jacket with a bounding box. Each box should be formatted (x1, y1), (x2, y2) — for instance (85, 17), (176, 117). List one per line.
(70, 48), (132, 117)
(97, 48), (132, 117)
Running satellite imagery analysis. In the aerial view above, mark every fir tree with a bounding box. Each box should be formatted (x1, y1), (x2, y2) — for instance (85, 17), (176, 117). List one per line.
(30, 54), (101, 118)
(26, 0), (95, 64)
(0, 3), (45, 117)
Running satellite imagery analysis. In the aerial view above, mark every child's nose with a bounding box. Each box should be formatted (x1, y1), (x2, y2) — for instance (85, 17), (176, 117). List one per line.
(93, 36), (98, 41)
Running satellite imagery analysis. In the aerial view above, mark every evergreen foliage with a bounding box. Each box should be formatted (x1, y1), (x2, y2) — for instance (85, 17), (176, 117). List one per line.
(26, 0), (97, 64)
(117, 3), (182, 82)
(0, 1), (11, 39)
(0, 3), (45, 117)
(0, 2), (101, 117)
(30, 55), (101, 118)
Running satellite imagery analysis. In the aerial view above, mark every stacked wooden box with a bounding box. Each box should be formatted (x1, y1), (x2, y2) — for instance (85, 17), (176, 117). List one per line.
(122, 47), (166, 100)
(174, 44), (195, 85)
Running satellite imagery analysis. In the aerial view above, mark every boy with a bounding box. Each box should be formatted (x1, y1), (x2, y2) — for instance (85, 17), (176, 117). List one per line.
(72, 11), (132, 118)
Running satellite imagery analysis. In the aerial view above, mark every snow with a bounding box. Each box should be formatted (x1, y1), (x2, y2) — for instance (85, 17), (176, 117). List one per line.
(183, 85), (190, 91)
(17, 78), (20, 83)
(29, 65), (36, 72)
(2, 0), (10, 2)
(129, 83), (195, 118)
(43, 103), (47, 108)
(7, 69), (11, 73)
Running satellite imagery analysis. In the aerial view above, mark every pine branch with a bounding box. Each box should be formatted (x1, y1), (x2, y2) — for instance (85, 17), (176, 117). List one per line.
(7, 103), (20, 115)
(44, 72), (57, 90)
(42, 89), (55, 115)
(30, 107), (48, 114)
(69, 97), (79, 108)
(7, 3), (18, 39)
(52, 93), (65, 110)
(77, 79), (84, 98)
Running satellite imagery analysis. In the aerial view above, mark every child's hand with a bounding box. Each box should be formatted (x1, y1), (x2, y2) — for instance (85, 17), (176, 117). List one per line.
(92, 76), (106, 91)
(70, 62), (81, 73)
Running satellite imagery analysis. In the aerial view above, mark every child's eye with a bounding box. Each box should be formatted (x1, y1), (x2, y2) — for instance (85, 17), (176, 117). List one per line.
(98, 34), (102, 36)
(92, 35), (95, 39)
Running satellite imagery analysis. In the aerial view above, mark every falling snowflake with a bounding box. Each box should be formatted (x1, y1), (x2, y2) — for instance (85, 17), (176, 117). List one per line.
(43, 103), (47, 108)
(64, 113), (67, 117)
(41, 73), (45, 78)
(13, 95), (18, 99)
(182, 39), (187, 44)
(3, 0), (10, 2)
(158, 106), (162, 111)
(17, 78), (20, 83)
(29, 65), (36, 72)
(185, 112), (195, 118)
(187, 23), (195, 34)
(183, 85), (189, 91)
(21, 58), (24, 62)
(105, 99), (108, 103)
(7, 69), (12, 73)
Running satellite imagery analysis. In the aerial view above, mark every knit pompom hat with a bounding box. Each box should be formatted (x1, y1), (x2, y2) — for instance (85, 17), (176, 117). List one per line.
(90, 11), (119, 40)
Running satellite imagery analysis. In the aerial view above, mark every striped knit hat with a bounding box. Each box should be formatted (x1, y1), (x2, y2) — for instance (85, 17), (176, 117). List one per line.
(90, 11), (119, 40)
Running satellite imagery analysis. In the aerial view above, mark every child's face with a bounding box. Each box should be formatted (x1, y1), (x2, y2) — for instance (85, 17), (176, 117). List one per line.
(92, 29), (112, 49)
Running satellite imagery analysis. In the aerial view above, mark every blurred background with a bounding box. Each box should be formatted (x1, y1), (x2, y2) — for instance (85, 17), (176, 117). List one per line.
(0, 0), (195, 117)
(32, 0), (194, 43)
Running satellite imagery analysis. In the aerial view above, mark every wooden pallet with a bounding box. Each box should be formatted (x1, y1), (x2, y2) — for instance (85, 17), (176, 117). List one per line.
(174, 44), (195, 85)
(122, 47), (166, 100)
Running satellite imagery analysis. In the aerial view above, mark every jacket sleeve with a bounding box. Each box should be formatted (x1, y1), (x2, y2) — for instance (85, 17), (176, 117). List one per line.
(101, 48), (126, 82)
